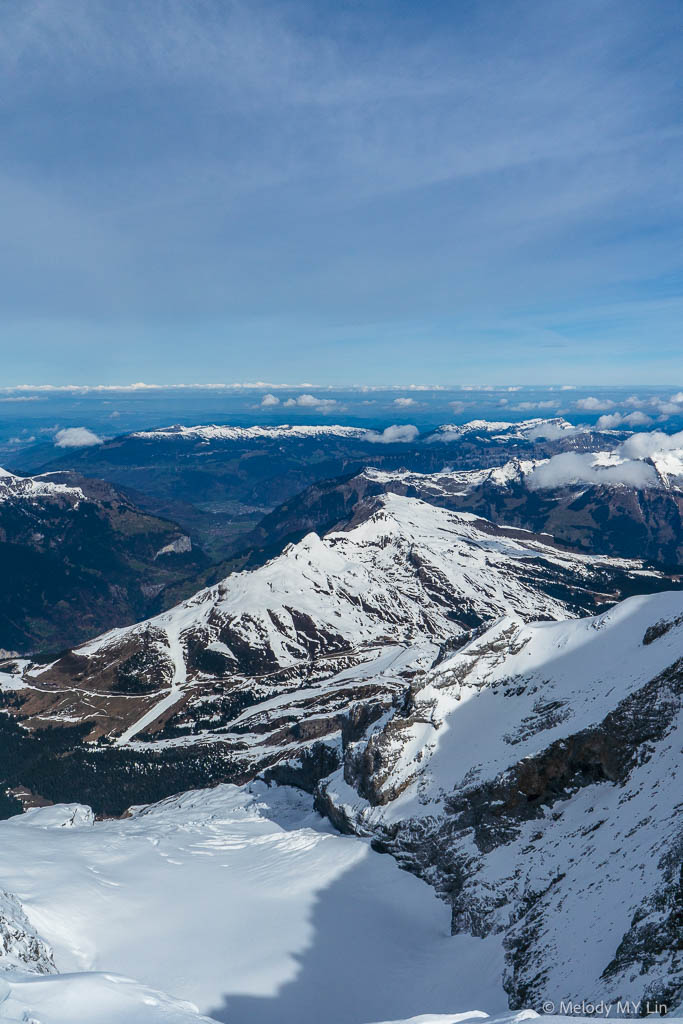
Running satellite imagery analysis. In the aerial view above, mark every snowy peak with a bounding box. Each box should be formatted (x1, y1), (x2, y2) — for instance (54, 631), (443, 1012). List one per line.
(130, 423), (370, 441)
(13, 493), (672, 751)
(429, 417), (592, 443)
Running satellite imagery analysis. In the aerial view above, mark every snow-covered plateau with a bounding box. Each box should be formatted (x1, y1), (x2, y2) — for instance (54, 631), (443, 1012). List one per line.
(2, 779), (678, 1023)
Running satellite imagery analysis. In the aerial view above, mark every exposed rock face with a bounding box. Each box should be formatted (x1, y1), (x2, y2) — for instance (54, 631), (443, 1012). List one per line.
(0, 889), (56, 974)
(317, 592), (683, 1016)
(0, 468), (680, 1013)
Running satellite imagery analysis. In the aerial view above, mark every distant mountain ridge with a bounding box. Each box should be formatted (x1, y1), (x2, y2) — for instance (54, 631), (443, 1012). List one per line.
(12, 417), (623, 561)
(245, 446), (683, 566)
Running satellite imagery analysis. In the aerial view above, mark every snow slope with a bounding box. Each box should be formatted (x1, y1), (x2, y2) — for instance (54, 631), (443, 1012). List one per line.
(0, 785), (506, 1024)
(322, 590), (683, 1013)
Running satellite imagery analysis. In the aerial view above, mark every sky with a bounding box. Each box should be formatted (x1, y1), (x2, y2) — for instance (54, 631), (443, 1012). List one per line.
(1, 0), (683, 385)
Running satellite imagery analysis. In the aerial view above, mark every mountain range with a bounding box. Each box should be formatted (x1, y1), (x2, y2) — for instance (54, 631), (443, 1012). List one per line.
(0, 421), (681, 1022)
(10, 417), (623, 561)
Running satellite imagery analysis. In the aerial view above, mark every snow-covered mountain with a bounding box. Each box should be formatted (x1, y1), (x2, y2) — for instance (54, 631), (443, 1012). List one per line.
(0, 493), (682, 1018)
(128, 417), (600, 446)
(251, 437), (683, 565)
(319, 589), (683, 1014)
(1, 583), (681, 1024)
(130, 422), (371, 441)
(427, 417), (602, 444)
(6, 493), (668, 756)
(22, 416), (624, 563)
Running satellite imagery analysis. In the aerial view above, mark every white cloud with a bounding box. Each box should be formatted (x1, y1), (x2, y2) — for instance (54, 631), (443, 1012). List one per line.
(527, 451), (658, 491)
(54, 427), (103, 448)
(393, 397), (416, 407)
(527, 427), (683, 491)
(449, 401), (466, 414)
(559, 385), (577, 391)
(283, 394), (339, 412)
(575, 396), (615, 411)
(670, 392), (683, 403)
(654, 400), (683, 418)
(595, 413), (623, 430)
(260, 393), (280, 407)
(618, 429), (683, 459)
(624, 411), (653, 426)
(596, 411), (653, 429)
(365, 424), (419, 444)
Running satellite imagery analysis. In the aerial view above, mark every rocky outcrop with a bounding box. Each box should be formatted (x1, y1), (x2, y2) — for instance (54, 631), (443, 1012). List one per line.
(0, 889), (56, 974)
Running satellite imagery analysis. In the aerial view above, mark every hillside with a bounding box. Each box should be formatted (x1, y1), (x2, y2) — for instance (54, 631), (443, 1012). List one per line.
(0, 468), (207, 655)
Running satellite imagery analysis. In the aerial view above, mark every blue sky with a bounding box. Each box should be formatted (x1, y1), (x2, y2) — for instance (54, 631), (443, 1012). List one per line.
(1, 0), (682, 385)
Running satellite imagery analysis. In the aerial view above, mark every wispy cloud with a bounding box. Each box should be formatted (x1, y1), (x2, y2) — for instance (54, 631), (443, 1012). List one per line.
(0, 395), (45, 402)
(0, 1), (682, 382)
(528, 428), (683, 490)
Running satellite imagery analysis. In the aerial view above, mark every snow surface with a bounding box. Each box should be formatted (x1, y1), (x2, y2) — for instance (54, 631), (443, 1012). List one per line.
(0, 785), (506, 1023)
(333, 590), (683, 819)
